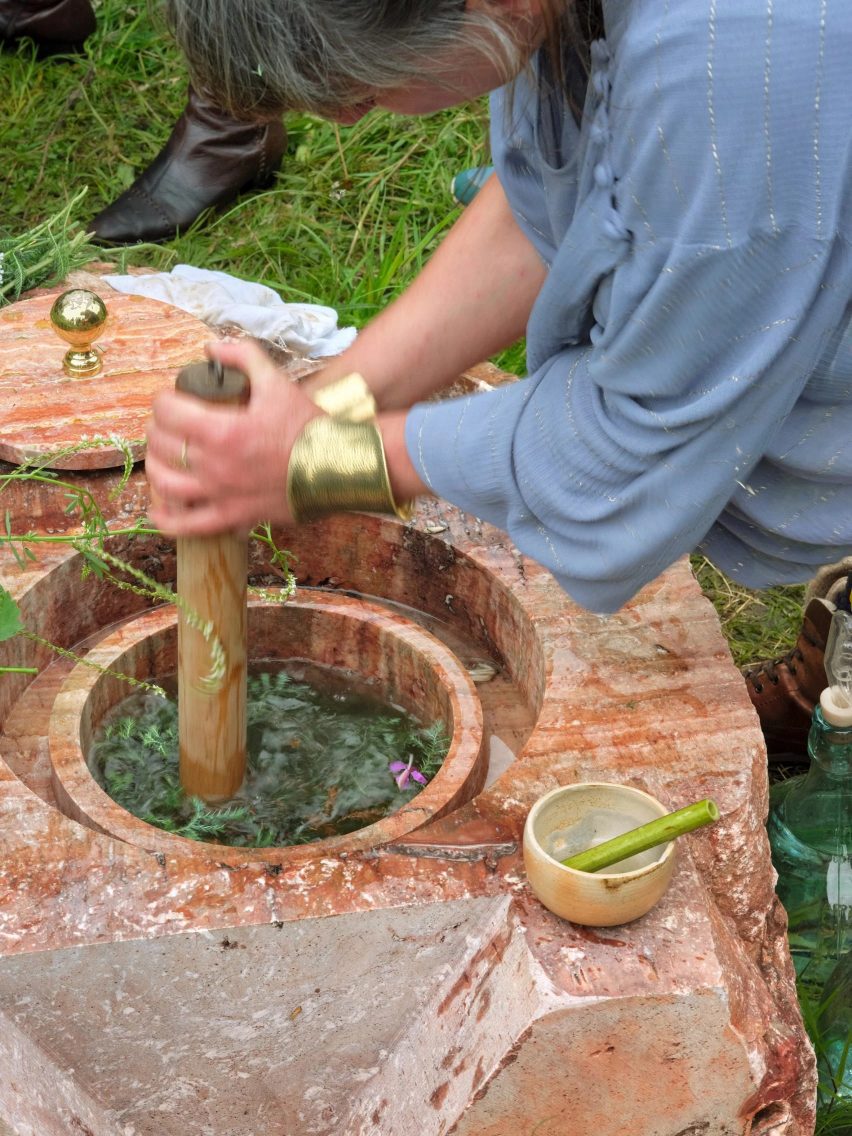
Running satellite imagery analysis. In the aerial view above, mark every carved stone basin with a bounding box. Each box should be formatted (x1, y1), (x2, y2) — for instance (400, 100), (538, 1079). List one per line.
(0, 509), (814, 1136)
(49, 592), (486, 863)
(0, 280), (815, 1136)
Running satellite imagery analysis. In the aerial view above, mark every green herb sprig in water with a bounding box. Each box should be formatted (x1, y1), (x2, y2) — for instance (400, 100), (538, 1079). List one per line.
(91, 672), (449, 848)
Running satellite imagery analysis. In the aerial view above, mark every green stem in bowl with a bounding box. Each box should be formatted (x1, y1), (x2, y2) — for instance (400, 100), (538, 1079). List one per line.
(561, 798), (720, 874)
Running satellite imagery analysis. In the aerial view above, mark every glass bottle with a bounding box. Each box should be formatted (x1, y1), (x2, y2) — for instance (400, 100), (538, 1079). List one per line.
(817, 948), (851, 1103)
(768, 705), (852, 986)
(768, 610), (852, 1101)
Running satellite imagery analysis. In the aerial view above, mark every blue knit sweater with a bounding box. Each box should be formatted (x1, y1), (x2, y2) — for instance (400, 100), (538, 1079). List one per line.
(405, 0), (852, 612)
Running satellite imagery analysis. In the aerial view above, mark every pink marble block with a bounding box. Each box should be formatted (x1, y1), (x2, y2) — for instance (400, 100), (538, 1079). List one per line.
(0, 282), (814, 1136)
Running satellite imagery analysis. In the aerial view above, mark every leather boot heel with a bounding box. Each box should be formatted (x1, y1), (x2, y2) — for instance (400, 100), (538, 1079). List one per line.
(250, 122), (286, 190)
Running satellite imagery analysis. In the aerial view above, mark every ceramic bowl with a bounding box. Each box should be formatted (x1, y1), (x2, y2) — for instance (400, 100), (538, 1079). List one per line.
(523, 782), (677, 926)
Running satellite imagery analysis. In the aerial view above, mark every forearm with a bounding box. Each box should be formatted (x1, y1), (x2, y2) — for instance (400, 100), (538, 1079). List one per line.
(305, 175), (546, 410)
(379, 410), (430, 505)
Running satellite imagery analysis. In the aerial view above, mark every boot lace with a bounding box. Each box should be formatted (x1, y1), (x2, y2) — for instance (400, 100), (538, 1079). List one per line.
(743, 646), (805, 694)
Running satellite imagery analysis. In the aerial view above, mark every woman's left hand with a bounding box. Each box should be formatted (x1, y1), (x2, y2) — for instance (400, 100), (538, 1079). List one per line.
(145, 339), (322, 536)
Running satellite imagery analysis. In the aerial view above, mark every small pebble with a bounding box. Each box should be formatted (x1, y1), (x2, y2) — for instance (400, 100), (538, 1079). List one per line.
(467, 661), (498, 684)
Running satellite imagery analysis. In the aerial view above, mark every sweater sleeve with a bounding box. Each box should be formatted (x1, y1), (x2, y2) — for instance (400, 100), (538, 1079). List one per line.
(406, 232), (848, 612)
(405, 1), (852, 612)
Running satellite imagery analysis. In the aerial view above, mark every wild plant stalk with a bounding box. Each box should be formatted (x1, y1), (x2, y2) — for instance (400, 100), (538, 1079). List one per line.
(0, 440), (296, 690)
(0, 190), (102, 305)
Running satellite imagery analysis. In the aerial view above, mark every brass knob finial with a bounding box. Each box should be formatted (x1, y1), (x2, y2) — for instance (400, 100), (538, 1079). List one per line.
(50, 289), (108, 377)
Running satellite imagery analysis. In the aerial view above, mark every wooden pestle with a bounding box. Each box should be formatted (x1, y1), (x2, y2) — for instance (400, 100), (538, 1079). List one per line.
(175, 360), (250, 802)
(560, 798), (719, 873)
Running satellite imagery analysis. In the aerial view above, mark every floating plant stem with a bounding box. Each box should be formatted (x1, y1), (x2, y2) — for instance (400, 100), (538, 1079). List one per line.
(561, 799), (720, 873)
(19, 630), (166, 696)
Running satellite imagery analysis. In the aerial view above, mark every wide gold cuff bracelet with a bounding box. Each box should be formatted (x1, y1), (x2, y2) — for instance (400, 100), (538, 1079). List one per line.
(309, 371), (376, 422)
(288, 375), (414, 523)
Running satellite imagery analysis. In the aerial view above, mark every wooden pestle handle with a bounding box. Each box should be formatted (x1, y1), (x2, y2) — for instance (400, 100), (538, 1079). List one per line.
(176, 359), (251, 803)
(561, 799), (720, 873)
(175, 359), (251, 406)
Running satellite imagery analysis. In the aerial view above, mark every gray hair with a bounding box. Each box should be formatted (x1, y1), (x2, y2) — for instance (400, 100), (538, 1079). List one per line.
(163, 0), (537, 120)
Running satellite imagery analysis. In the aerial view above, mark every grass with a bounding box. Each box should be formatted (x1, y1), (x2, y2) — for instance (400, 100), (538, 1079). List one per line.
(798, 976), (852, 1136)
(0, 0), (491, 329)
(2, 0), (843, 1124)
(691, 556), (806, 670)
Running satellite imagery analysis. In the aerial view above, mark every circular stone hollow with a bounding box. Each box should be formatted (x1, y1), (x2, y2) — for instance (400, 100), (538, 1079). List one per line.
(48, 590), (486, 865)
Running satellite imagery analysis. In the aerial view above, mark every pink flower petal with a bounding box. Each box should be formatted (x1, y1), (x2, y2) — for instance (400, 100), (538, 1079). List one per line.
(410, 771), (428, 785)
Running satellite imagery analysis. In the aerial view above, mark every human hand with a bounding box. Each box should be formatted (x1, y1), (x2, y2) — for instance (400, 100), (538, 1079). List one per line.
(145, 339), (322, 536)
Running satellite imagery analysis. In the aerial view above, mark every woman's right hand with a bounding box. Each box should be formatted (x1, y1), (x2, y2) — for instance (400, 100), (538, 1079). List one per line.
(144, 339), (323, 536)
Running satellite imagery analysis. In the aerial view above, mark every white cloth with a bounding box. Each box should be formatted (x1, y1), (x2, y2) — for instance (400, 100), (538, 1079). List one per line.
(104, 265), (357, 358)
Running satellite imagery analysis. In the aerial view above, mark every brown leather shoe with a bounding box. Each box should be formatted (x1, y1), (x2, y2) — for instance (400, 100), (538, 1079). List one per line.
(89, 86), (287, 246)
(0, 0), (94, 54)
(743, 597), (835, 763)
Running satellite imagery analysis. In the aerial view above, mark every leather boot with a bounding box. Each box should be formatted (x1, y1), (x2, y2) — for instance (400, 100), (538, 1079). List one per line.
(744, 563), (852, 762)
(743, 597), (835, 763)
(0, 0), (94, 54)
(89, 86), (287, 245)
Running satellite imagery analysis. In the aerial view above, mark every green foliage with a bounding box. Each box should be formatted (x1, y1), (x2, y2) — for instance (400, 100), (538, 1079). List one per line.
(91, 672), (449, 848)
(250, 522), (297, 601)
(0, 446), (297, 693)
(408, 720), (450, 782)
(0, 446), (178, 692)
(796, 975), (852, 1131)
(814, 1101), (852, 1135)
(0, 191), (103, 305)
(0, 587), (22, 642)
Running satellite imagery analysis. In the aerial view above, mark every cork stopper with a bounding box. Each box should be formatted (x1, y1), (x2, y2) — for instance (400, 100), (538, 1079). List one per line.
(820, 609), (852, 726)
(819, 686), (852, 727)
